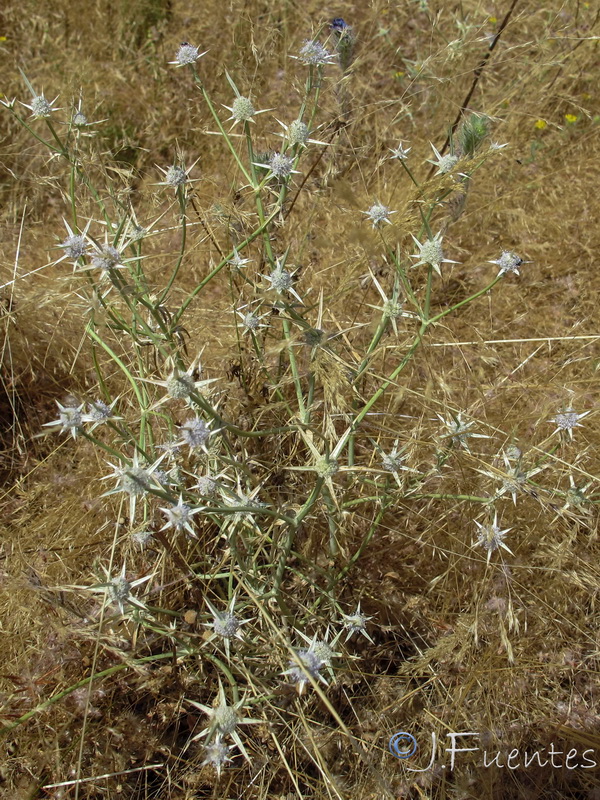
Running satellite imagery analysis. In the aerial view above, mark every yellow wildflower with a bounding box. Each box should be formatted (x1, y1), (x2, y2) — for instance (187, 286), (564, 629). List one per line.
(534, 119), (547, 130)
(564, 114), (578, 124)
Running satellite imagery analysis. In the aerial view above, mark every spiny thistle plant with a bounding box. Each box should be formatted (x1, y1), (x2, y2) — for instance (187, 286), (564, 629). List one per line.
(2, 4), (599, 799)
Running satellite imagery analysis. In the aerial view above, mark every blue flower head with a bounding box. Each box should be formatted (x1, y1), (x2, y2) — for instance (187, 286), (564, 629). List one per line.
(330, 18), (349, 33)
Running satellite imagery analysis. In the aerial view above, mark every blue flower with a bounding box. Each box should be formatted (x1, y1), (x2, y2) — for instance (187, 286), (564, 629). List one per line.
(330, 17), (349, 32)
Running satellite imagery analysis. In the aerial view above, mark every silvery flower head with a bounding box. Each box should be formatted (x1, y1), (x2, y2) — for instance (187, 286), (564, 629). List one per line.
(101, 453), (165, 522)
(283, 648), (327, 694)
(60, 234), (88, 260)
(389, 141), (411, 160)
(165, 165), (187, 187)
(549, 406), (590, 440)
(288, 119), (309, 145)
(363, 202), (396, 228)
(242, 312), (260, 332)
(166, 370), (196, 399)
(160, 495), (202, 537)
(194, 475), (218, 497)
(237, 306), (268, 335)
(228, 248), (252, 269)
(24, 93), (60, 119)
(201, 740), (234, 777)
(314, 456), (339, 478)
(473, 512), (513, 563)
(263, 258), (302, 302)
(187, 684), (260, 763)
(381, 447), (407, 473)
(204, 595), (251, 659)
(72, 110), (88, 126)
(171, 42), (206, 67)
(340, 602), (374, 643)
(91, 244), (122, 272)
(428, 143), (459, 174)
(179, 416), (217, 451)
(291, 629), (341, 685)
(89, 562), (152, 617)
(42, 400), (84, 440)
(437, 412), (488, 451)
(82, 398), (121, 430)
(230, 95), (255, 122)
(156, 160), (199, 192)
(297, 40), (335, 65)
(489, 250), (525, 277)
(410, 231), (458, 276)
(268, 265), (293, 291)
(109, 464), (152, 498)
(267, 152), (295, 179)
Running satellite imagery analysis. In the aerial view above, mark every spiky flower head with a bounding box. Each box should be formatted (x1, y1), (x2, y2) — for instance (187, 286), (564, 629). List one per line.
(101, 453), (164, 522)
(60, 234), (88, 260)
(166, 370), (196, 399)
(82, 398), (121, 430)
(340, 602), (374, 642)
(308, 639), (337, 666)
(115, 465), (152, 497)
(505, 444), (522, 461)
(172, 42), (206, 67)
(187, 683), (260, 763)
(27, 94), (58, 118)
(381, 448), (407, 473)
(297, 40), (334, 65)
(269, 267), (292, 291)
(242, 312), (260, 332)
(428, 143), (459, 174)
(389, 141), (411, 160)
(438, 412), (488, 451)
(267, 151), (294, 179)
(314, 456), (339, 478)
(288, 119), (309, 145)
(72, 110), (88, 126)
(180, 416), (211, 450)
(410, 231), (458, 276)
(160, 495), (201, 537)
(363, 202), (396, 228)
(286, 630), (341, 689)
(204, 596), (251, 660)
(228, 248), (252, 269)
(213, 612), (240, 639)
(91, 244), (122, 271)
(195, 475), (218, 497)
(489, 250), (525, 277)
(230, 95), (255, 122)
(549, 406), (590, 440)
(262, 258), (303, 301)
(236, 305), (269, 335)
(201, 740), (234, 777)
(284, 648), (327, 694)
(86, 562), (152, 616)
(473, 512), (513, 563)
(382, 298), (405, 319)
(155, 160), (199, 192)
(165, 165), (187, 187)
(42, 400), (84, 440)
(131, 530), (154, 549)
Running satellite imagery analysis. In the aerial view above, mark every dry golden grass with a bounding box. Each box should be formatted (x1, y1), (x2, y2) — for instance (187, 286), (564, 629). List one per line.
(1, 1), (600, 798)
